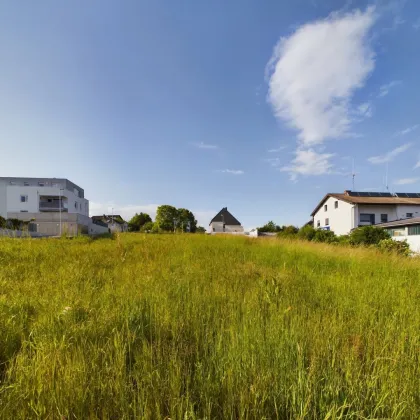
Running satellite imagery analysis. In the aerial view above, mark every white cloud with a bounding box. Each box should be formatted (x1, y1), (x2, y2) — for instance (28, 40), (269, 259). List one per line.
(89, 202), (216, 227)
(414, 18), (420, 31)
(394, 177), (420, 185)
(266, 7), (376, 147)
(356, 101), (373, 118)
(192, 142), (218, 150)
(413, 157), (420, 169)
(368, 143), (412, 164)
(268, 146), (287, 152)
(218, 169), (244, 175)
(395, 125), (419, 136)
(281, 149), (334, 180)
(378, 80), (401, 97)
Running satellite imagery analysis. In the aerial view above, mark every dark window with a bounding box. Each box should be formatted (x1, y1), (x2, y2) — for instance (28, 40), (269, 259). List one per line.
(24, 182), (29, 186)
(406, 213), (413, 218)
(317, 220), (320, 228)
(325, 218), (329, 226)
(20, 195), (28, 203)
(408, 225), (420, 235)
(74, 202), (77, 209)
(324, 204), (327, 212)
(20, 210), (28, 213)
(381, 214), (388, 223)
(360, 214), (375, 224)
(38, 182), (44, 186)
(334, 201), (338, 209)
(213, 227), (215, 232)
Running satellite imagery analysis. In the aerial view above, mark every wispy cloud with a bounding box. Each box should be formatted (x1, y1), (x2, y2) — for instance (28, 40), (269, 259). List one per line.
(268, 146), (287, 153)
(414, 18), (420, 31)
(266, 7), (376, 179)
(395, 125), (418, 136)
(394, 177), (420, 185)
(218, 169), (244, 175)
(356, 101), (373, 118)
(281, 149), (334, 180)
(378, 80), (401, 97)
(192, 142), (218, 150)
(413, 156), (420, 169)
(368, 143), (412, 164)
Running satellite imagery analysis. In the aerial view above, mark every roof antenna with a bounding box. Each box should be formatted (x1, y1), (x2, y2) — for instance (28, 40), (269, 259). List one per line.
(385, 162), (389, 192)
(352, 158), (356, 191)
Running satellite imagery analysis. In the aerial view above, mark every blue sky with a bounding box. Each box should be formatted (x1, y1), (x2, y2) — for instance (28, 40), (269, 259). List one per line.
(1, 0), (420, 228)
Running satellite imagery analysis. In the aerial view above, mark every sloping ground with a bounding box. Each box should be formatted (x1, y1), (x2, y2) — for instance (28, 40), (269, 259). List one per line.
(0, 235), (419, 419)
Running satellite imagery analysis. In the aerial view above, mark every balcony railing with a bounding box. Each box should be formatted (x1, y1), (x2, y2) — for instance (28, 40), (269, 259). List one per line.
(39, 201), (68, 211)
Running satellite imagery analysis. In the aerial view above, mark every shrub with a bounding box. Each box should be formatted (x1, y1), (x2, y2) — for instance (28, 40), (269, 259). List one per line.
(377, 239), (410, 256)
(297, 225), (316, 241)
(140, 221), (155, 233)
(277, 225), (299, 238)
(349, 226), (390, 246)
(313, 229), (338, 243)
(7, 218), (22, 230)
(0, 215), (6, 228)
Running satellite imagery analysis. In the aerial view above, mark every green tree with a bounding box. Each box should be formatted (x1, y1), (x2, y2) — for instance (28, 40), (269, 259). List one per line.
(128, 213), (152, 232)
(350, 226), (390, 246)
(140, 221), (155, 233)
(196, 226), (206, 234)
(257, 221), (281, 233)
(277, 225), (298, 237)
(313, 229), (338, 244)
(155, 205), (179, 232)
(177, 208), (197, 233)
(377, 238), (410, 256)
(297, 225), (316, 241)
(0, 215), (6, 229)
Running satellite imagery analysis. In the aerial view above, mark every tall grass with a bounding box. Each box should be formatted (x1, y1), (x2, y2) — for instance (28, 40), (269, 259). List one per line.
(0, 234), (419, 419)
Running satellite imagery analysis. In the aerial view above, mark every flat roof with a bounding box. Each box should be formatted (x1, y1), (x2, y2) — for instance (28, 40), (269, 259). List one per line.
(375, 217), (420, 228)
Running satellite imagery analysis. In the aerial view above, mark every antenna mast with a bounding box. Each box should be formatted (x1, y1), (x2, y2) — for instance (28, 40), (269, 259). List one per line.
(385, 162), (389, 191)
(352, 159), (356, 191)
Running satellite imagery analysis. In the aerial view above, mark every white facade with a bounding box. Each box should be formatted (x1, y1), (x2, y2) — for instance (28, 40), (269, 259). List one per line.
(0, 177), (94, 236)
(312, 195), (420, 236)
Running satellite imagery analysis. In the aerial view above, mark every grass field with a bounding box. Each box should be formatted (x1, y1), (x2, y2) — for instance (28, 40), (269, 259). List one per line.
(0, 234), (419, 419)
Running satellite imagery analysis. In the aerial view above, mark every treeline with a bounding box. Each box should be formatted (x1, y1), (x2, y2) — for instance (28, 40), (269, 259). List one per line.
(128, 205), (206, 233)
(257, 220), (410, 256)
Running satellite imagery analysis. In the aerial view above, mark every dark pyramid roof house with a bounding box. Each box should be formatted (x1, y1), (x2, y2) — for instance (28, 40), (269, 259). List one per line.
(209, 207), (241, 226)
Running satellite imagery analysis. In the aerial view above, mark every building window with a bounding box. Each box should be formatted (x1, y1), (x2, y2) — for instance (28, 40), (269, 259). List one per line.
(20, 210), (28, 213)
(324, 204), (327, 212)
(408, 225), (420, 235)
(38, 182), (44, 187)
(388, 228), (406, 237)
(325, 218), (329, 226)
(381, 214), (388, 223)
(9, 181), (15, 185)
(406, 213), (413, 218)
(75, 202), (78, 209)
(334, 201), (338, 209)
(317, 220), (320, 228)
(360, 214), (375, 224)
(20, 195), (28, 203)
(24, 182), (29, 186)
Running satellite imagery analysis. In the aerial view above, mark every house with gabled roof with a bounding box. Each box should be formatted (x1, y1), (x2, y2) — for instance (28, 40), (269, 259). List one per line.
(311, 190), (420, 235)
(209, 207), (244, 234)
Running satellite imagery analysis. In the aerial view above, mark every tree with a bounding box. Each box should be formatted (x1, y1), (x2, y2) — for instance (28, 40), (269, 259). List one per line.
(128, 213), (152, 232)
(277, 225), (299, 237)
(349, 226), (390, 246)
(257, 221), (281, 233)
(0, 215), (6, 229)
(155, 205), (179, 232)
(140, 221), (155, 233)
(313, 229), (337, 244)
(196, 226), (206, 234)
(377, 238), (410, 256)
(177, 208), (197, 233)
(297, 225), (316, 241)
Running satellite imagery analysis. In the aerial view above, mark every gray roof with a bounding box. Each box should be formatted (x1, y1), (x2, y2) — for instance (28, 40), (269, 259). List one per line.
(375, 217), (420, 228)
(210, 207), (241, 226)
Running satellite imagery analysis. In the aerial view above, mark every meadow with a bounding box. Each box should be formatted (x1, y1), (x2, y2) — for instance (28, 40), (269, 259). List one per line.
(0, 234), (419, 419)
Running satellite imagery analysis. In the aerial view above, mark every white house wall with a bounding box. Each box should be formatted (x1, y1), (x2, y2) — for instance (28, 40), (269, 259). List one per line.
(313, 196), (354, 236)
(395, 205), (420, 220)
(210, 221), (244, 233)
(5, 185), (89, 216)
(356, 205), (397, 226)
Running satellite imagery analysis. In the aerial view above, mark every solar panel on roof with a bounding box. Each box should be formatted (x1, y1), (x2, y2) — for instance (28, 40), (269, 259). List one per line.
(396, 192), (420, 198)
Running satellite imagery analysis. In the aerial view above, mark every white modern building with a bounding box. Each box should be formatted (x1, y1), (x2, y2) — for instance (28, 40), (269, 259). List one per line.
(311, 191), (420, 236)
(209, 207), (244, 234)
(0, 177), (107, 236)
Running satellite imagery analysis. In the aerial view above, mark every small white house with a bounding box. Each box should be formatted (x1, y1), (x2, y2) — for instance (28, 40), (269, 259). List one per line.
(311, 191), (420, 236)
(209, 207), (244, 234)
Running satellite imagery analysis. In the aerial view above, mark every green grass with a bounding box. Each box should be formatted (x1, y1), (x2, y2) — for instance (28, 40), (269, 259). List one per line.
(0, 234), (419, 419)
